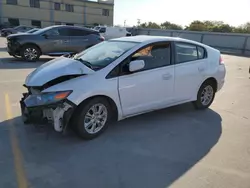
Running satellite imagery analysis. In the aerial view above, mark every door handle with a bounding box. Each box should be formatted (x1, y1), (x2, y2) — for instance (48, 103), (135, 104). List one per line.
(198, 67), (205, 72)
(162, 74), (172, 80)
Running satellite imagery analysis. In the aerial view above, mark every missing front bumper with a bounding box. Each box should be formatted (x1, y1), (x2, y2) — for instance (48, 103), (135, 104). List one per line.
(20, 93), (75, 132)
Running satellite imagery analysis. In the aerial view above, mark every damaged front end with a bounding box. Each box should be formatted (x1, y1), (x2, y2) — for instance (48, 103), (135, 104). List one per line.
(20, 86), (76, 133)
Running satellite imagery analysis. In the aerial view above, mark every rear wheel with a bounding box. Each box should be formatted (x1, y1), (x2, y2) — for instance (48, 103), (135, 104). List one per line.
(21, 45), (41, 62)
(193, 81), (216, 110)
(73, 97), (112, 140)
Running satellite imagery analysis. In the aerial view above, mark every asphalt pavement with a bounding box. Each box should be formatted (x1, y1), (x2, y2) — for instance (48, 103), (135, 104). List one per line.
(0, 37), (250, 188)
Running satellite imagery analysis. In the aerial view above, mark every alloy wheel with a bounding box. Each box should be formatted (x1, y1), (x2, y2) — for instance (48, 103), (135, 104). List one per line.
(84, 103), (108, 134)
(24, 48), (38, 61)
(200, 85), (214, 106)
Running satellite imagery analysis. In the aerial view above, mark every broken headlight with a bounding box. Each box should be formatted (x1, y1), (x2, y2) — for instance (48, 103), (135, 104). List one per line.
(24, 91), (72, 107)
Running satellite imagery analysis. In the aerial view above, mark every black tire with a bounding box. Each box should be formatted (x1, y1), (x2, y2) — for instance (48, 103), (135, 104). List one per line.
(193, 81), (216, 110)
(72, 97), (112, 140)
(20, 44), (41, 62)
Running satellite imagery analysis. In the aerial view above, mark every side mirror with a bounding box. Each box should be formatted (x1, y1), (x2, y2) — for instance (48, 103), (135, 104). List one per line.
(129, 60), (145, 72)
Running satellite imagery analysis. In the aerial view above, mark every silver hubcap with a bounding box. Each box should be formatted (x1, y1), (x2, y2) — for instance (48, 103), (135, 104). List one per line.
(24, 48), (37, 60)
(84, 103), (108, 134)
(201, 85), (214, 106)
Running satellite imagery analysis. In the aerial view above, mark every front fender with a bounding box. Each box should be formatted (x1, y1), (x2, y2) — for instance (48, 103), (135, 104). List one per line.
(42, 75), (124, 120)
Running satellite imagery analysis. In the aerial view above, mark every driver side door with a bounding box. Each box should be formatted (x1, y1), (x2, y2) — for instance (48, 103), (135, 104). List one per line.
(118, 42), (175, 117)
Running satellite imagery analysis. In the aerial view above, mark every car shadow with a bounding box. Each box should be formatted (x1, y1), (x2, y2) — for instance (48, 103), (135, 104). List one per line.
(0, 103), (222, 188)
(0, 57), (54, 69)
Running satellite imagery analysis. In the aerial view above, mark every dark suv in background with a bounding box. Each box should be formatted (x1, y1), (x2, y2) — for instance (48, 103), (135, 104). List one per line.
(1, 25), (34, 37)
(6, 25), (105, 61)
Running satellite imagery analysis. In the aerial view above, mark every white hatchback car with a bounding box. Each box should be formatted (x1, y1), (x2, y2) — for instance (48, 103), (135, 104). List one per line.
(20, 35), (226, 139)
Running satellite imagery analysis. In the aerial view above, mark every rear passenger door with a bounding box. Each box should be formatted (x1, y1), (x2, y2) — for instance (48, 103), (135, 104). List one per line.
(174, 42), (208, 102)
(68, 28), (97, 53)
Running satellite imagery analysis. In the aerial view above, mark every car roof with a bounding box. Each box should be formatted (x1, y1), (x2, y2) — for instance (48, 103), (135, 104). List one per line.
(46, 25), (98, 32)
(111, 35), (207, 47)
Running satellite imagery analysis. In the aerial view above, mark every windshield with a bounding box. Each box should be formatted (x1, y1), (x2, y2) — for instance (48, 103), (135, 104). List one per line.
(27, 29), (38, 33)
(94, 26), (100, 31)
(14, 26), (23, 30)
(33, 27), (54, 35)
(74, 41), (138, 70)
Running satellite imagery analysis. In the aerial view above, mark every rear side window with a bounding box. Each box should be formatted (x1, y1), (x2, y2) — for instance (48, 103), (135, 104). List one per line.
(69, 28), (89, 36)
(175, 42), (207, 64)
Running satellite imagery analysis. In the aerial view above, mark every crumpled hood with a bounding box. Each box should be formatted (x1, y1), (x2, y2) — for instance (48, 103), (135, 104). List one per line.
(25, 57), (95, 86)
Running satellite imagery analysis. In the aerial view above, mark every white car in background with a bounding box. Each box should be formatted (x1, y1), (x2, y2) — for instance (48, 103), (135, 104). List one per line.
(94, 26), (132, 40)
(20, 35), (226, 140)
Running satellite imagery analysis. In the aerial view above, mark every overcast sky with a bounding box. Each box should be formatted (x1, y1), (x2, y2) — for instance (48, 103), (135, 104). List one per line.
(113, 0), (250, 27)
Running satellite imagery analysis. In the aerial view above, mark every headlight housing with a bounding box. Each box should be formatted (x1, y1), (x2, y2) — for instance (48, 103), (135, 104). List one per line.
(24, 90), (72, 107)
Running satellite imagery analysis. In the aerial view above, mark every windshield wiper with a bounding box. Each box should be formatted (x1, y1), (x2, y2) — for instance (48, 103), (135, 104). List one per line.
(74, 58), (94, 70)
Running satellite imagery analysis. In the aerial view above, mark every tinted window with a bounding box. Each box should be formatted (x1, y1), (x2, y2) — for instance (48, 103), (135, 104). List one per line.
(175, 43), (198, 64)
(129, 42), (171, 71)
(69, 29), (90, 36)
(58, 28), (70, 36)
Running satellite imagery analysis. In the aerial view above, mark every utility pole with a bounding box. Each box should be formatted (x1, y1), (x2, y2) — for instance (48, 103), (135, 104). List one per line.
(137, 19), (141, 27)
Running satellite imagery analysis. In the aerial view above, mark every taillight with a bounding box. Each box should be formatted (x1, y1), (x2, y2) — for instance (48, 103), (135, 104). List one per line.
(99, 36), (105, 41)
(219, 55), (224, 65)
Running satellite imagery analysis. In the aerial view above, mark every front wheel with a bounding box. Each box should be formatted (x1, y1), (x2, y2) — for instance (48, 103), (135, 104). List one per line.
(73, 97), (112, 140)
(193, 81), (216, 110)
(20, 45), (41, 62)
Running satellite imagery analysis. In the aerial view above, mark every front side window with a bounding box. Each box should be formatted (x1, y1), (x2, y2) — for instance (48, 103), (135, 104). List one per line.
(175, 43), (198, 64)
(73, 41), (138, 70)
(128, 42), (171, 71)
(45, 28), (60, 36)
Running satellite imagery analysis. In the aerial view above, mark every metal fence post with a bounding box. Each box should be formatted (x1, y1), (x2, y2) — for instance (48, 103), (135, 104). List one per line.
(242, 36), (249, 55)
(200, 34), (205, 43)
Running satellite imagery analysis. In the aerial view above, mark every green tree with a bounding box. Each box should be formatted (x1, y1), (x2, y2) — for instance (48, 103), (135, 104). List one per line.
(139, 22), (161, 29)
(160, 21), (182, 30)
(187, 20), (207, 31)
